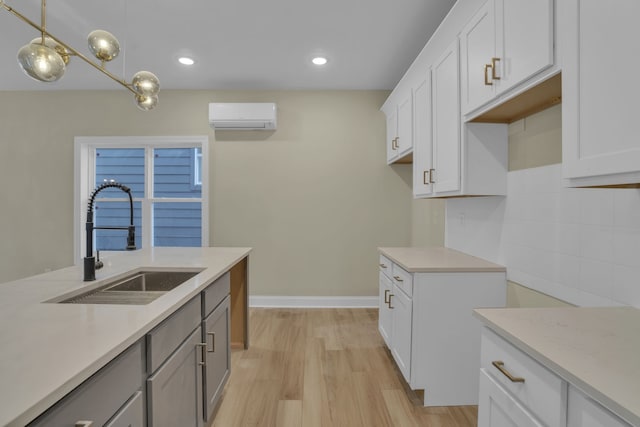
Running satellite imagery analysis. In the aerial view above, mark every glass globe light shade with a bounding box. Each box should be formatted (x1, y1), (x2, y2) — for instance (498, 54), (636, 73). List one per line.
(87, 30), (120, 61)
(29, 37), (71, 65)
(17, 43), (66, 82)
(135, 94), (159, 111)
(132, 71), (160, 96)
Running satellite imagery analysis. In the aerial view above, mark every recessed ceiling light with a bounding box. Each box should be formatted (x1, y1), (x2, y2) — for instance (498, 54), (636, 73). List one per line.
(178, 57), (195, 66)
(312, 57), (328, 66)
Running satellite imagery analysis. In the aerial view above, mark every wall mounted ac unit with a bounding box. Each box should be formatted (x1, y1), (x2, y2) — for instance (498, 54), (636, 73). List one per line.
(208, 102), (277, 130)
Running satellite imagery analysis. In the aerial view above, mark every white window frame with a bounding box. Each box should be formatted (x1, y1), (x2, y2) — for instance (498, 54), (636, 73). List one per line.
(74, 136), (210, 264)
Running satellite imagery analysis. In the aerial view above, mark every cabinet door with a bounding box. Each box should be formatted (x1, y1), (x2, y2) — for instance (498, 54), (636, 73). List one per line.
(495, 0), (553, 96)
(390, 284), (412, 383)
(386, 108), (398, 163)
(147, 327), (203, 427)
(567, 386), (631, 427)
(432, 40), (461, 194)
(413, 75), (433, 198)
(478, 369), (543, 427)
(378, 271), (393, 347)
(203, 295), (231, 422)
(460, 0), (496, 114)
(563, 0), (640, 185)
(396, 92), (413, 156)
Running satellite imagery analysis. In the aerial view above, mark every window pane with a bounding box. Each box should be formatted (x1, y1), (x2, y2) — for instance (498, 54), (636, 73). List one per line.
(96, 148), (145, 198)
(94, 201), (142, 250)
(153, 202), (202, 247)
(153, 148), (202, 198)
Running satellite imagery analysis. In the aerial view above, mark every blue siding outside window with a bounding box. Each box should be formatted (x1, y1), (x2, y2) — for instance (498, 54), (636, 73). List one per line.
(94, 147), (203, 250)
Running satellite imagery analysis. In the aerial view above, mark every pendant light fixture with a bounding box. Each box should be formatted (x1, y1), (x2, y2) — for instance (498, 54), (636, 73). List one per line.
(1, 0), (160, 111)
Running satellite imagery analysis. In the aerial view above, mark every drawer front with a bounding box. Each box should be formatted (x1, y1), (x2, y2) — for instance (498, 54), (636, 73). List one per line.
(481, 328), (567, 427)
(379, 254), (392, 279)
(29, 341), (144, 427)
(202, 272), (231, 317)
(105, 391), (144, 427)
(147, 296), (201, 374)
(391, 263), (413, 297)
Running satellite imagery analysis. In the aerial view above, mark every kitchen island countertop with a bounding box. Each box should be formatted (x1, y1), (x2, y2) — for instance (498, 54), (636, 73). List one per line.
(0, 246), (250, 427)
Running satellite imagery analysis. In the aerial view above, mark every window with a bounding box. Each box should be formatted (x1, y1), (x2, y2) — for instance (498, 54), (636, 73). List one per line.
(74, 136), (209, 263)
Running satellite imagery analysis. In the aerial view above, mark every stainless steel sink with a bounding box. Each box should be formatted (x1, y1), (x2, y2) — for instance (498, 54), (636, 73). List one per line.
(58, 269), (203, 305)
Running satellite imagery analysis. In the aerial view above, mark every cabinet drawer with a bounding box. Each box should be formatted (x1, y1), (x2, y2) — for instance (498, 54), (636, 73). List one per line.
(481, 328), (566, 427)
(105, 391), (144, 427)
(29, 341), (144, 427)
(391, 263), (413, 297)
(147, 296), (201, 374)
(202, 272), (230, 317)
(379, 254), (392, 279)
(478, 369), (543, 427)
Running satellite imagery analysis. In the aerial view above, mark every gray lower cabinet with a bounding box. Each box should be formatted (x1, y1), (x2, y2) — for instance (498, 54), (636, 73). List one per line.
(28, 341), (145, 427)
(203, 295), (231, 422)
(147, 326), (204, 427)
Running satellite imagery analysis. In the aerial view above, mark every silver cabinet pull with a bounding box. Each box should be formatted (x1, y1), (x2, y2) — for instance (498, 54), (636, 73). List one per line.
(492, 361), (525, 383)
(196, 342), (207, 366)
(75, 422), (94, 427)
(207, 332), (216, 353)
(393, 275), (403, 282)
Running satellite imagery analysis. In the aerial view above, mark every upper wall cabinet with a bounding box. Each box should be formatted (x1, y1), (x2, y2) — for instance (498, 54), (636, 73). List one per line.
(562, 0), (640, 187)
(414, 40), (509, 199)
(384, 92), (413, 164)
(460, 0), (554, 117)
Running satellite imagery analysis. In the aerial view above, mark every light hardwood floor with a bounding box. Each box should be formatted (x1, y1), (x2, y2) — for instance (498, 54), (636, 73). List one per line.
(212, 308), (477, 427)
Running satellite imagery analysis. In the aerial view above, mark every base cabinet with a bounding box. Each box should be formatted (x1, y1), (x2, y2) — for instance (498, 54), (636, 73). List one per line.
(203, 295), (231, 422)
(567, 386), (632, 427)
(28, 341), (146, 427)
(478, 370), (542, 427)
(378, 253), (506, 406)
(147, 327), (204, 427)
(478, 327), (633, 427)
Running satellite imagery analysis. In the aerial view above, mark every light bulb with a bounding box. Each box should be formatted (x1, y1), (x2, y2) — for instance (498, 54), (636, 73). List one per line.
(132, 71), (160, 96)
(135, 94), (159, 111)
(87, 30), (120, 62)
(312, 57), (328, 65)
(17, 43), (65, 82)
(29, 37), (71, 65)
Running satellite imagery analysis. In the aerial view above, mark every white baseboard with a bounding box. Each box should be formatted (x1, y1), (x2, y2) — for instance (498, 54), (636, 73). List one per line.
(249, 295), (378, 308)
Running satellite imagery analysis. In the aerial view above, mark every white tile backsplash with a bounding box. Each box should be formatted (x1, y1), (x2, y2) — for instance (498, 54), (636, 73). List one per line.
(446, 164), (640, 308)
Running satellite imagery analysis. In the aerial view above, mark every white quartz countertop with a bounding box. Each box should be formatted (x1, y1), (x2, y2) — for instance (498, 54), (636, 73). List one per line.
(0, 247), (251, 427)
(379, 247), (505, 273)
(474, 307), (640, 426)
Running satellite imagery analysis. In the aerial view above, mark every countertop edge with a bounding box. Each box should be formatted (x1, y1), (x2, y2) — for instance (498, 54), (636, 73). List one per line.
(378, 247), (506, 273)
(473, 309), (640, 427)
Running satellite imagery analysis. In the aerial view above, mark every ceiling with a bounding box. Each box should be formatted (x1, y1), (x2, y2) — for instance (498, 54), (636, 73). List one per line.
(0, 0), (457, 91)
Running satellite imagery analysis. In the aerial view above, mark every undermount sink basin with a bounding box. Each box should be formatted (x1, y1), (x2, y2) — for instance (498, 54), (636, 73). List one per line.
(58, 269), (203, 305)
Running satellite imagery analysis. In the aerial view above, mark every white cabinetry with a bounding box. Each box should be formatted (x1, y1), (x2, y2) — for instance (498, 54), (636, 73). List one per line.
(479, 328), (566, 427)
(413, 40), (509, 198)
(568, 386), (632, 427)
(479, 327), (635, 427)
(384, 92), (413, 164)
(562, 0), (640, 187)
(460, 0), (554, 116)
(377, 252), (506, 406)
(378, 255), (393, 347)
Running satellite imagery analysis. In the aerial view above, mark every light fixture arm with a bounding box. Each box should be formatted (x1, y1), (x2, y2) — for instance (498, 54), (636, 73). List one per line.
(1, 0), (160, 110)
(1, 0), (138, 95)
